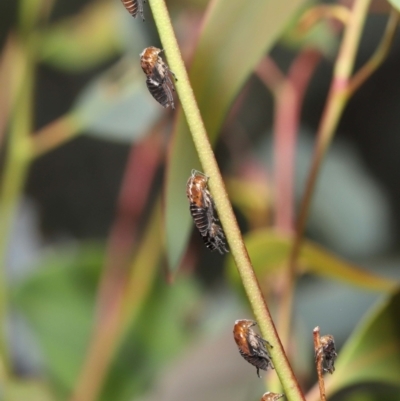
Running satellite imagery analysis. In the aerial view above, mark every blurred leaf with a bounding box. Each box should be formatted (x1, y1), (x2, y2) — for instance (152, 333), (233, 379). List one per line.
(38, 2), (136, 72)
(339, 386), (400, 401)
(11, 243), (202, 401)
(100, 277), (202, 401)
(165, 0), (309, 272)
(322, 289), (400, 397)
(387, 1), (400, 12)
(73, 59), (162, 143)
(8, 380), (55, 401)
(11, 244), (104, 394)
(226, 229), (397, 292)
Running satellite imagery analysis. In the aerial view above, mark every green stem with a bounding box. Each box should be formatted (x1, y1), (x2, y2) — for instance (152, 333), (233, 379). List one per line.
(0, 38), (35, 373)
(70, 200), (162, 401)
(149, 1), (304, 400)
(283, 0), (372, 343)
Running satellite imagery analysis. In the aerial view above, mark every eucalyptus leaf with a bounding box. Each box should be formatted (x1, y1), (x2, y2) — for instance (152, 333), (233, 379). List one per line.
(226, 229), (396, 292)
(318, 289), (400, 398)
(11, 245), (103, 393)
(386, 0), (400, 12)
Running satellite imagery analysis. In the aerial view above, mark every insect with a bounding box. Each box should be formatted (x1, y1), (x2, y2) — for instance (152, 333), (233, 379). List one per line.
(316, 334), (337, 374)
(202, 222), (228, 254)
(140, 47), (177, 109)
(261, 392), (285, 401)
(233, 319), (274, 378)
(186, 169), (228, 254)
(120, 0), (145, 21)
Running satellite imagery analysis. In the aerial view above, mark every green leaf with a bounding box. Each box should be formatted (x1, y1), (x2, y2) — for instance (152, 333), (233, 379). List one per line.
(11, 245), (104, 394)
(386, 0), (400, 12)
(100, 277), (202, 401)
(11, 243), (201, 401)
(321, 289), (400, 398)
(165, 0), (309, 272)
(226, 229), (397, 292)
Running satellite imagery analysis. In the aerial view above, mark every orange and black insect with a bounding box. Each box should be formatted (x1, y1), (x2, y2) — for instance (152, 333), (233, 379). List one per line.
(261, 393), (285, 401)
(233, 319), (274, 378)
(140, 47), (177, 109)
(121, 0), (145, 21)
(186, 169), (228, 254)
(317, 334), (337, 374)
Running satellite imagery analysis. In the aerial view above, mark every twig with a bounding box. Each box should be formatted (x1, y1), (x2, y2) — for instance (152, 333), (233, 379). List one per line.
(348, 6), (399, 96)
(257, 51), (321, 356)
(0, 37), (35, 374)
(313, 327), (326, 401)
(149, 1), (305, 400)
(70, 200), (163, 401)
(29, 114), (82, 159)
(285, 1), (371, 348)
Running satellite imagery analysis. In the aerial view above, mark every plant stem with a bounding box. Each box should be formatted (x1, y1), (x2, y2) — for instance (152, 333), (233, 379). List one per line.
(283, 0), (371, 345)
(70, 200), (163, 401)
(347, 6), (399, 96)
(256, 57), (296, 233)
(313, 327), (326, 401)
(0, 37), (35, 373)
(30, 113), (82, 159)
(149, 1), (305, 400)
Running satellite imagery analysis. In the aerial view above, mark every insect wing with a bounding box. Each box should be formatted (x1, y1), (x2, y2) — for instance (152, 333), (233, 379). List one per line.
(145, 77), (175, 109)
(233, 320), (273, 377)
(140, 47), (177, 108)
(318, 334), (337, 374)
(203, 223), (228, 254)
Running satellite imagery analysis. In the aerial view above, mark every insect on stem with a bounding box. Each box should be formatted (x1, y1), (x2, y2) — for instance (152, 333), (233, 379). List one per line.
(186, 170), (228, 254)
(233, 319), (274, 378)
(313, 327), (337, 401)
(140, 47), (177, 109)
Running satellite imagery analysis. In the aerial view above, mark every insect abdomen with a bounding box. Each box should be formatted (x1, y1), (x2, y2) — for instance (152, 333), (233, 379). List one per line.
(239, 349), (272, 372)
(189, 204), (210, 236)
(121, 0), (145, 20)
(146, 78), (175, 109)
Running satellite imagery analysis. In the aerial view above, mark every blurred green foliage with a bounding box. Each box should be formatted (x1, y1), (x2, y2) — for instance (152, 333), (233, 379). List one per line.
(1, 0), (400, 401)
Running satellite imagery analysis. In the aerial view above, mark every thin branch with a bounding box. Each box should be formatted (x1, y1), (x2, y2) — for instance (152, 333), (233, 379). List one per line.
(313, 327), (326, 401)
(70, 200), (163, 401)
(29, 113), (82, 159)
(295, 5), (351, 34)
(149, 1), (305, 400)
(0, 36), (35, 375)
(286, 0), (371, 328)
(271, 50), (322, 351)
(347, 6), (399, 96)
(256, 57), (295, 233)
